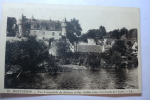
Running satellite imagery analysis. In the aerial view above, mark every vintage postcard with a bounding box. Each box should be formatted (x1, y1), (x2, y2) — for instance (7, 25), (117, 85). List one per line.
(0, 3), (141, 94)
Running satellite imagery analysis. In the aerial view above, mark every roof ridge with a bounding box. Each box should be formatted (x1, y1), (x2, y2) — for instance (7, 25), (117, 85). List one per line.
(32, 18), (63, 22)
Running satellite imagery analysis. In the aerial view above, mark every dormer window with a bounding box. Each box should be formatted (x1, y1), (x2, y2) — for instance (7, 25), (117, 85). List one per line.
(59, 33), (61, 36)
(43, 32), (45, 35)
(34, 25), (36, 28)
(52, 32), (55, 36)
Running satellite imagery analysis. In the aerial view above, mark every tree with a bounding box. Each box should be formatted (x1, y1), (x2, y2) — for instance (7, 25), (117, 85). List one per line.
(110, 28), (128, 40)
(79, 34), (88, 43)
(112, 40), (126, 55)
(5, 36), (49, 73)
(120, 27), (128, 37)
(111, 29), (120, 39)
(55, 39), (72, 64)
(101, 40), (127, 68)
(66, 18), (82, 51)
(88, 53), (101, 70)
(99, 26), (107, 36)
(70, 18), (82, 37)
(48, 37), (54, 49)
(85, 29), (99, 45)
(127, 41), (133, 49)
(7, 17), (18, 36)
(81, 26), (106, 45)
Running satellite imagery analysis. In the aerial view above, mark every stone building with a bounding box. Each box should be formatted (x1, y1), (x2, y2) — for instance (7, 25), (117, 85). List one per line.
(77, 36), (115, 53)
(17, 14), (66, 40)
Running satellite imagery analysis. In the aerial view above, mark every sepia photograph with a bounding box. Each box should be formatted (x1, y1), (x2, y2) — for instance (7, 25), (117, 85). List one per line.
(0, 3), (141, 94)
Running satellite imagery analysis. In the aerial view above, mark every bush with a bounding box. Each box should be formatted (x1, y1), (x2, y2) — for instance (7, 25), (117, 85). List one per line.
(5, 36), (49, 73)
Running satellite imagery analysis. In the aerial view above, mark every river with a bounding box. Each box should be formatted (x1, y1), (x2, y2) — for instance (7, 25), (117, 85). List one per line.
(5, 67), (139, 89)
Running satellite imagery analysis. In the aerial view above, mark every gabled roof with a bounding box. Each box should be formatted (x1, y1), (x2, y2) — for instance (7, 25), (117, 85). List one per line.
(31, 19), (62, 31)
(19, 15), (63, 31)
(104, 45), (112, 50)
(77, 45), (102, 53)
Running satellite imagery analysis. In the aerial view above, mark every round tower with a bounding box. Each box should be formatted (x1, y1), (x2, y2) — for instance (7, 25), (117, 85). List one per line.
(61, 18), (66, 36)
(18, 16), (23, 37)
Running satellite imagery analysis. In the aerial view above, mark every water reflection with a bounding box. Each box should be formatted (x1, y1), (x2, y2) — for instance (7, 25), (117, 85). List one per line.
(51, 68), (138, 89)
(5, 68), (138, 89)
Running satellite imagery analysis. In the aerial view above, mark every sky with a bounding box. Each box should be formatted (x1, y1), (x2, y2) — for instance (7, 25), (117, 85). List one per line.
(5, 3), (140, 33)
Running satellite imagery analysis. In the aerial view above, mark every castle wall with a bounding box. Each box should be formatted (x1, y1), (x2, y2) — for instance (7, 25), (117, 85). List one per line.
(30, 30), (62, 40)
(61, 22), (66, 36)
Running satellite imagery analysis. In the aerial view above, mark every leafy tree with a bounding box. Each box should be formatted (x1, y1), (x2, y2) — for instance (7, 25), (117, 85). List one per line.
(80, 26), (106, 45)
(55, 39), (72, 64)
(46, 54), (58, 73)
(120, 27), (128, 36)
(88, 54), (101, 70)
(66, 18), (82, 51)
(5, 36), (49, 73)
(48, 37), (54, 49)
(126, 29), (137, 39)
(127, 41), (133, 49)
(110, 28), (128, 39)
(111, 29), (120, 39)
(79, 34), (88, 43)
(112, 40), (126, 55)
(7, 17), (18, 36)
(101, 40), (127, 68)
(66, 22), (77, 45)
(70, 18), (82, 37)
(86, 29), (100, 45)
(99, 26), (107, 36)
(110, 52), (121, 67)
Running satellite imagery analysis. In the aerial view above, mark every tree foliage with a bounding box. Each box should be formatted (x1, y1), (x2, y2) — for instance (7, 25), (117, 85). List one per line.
(79, 34), (88, 43)
(110, 27), (128, 39)
(86, 29), (101, 45)
(112, 40), (126, 55)
(48, 37), (54, 49)
(66, 18), (82, 45)
(55, 39), (72, 64)
(99, 26), (107, 36)
(79, 26), (107, 45)
(5, 36), (49, 73)
(101, 40), (127, 68)
(7, 17), (18, 37)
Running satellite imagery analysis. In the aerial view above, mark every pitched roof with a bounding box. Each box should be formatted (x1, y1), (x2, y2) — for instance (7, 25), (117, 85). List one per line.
(77, 45), (102, 53)
(31, 19), (62, 31)
(104, 45), (112, 50)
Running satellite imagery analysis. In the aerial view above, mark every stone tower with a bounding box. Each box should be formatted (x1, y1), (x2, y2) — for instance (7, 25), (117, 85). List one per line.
(18, 14), (26, 37)
(61, 18), (66, 37)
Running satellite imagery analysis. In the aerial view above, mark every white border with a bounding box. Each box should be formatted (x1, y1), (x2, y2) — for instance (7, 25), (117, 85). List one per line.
(0, 3), (142, 94)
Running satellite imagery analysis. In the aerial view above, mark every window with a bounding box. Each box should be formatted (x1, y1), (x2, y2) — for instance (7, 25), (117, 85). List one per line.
(59, 33), (61, 36)
(25, 31), (28, 36)
(46, 26), (49, 30)
(34, 25), (36, 28)
(43, 32), (45, 35)
(52, 32), (55, 36)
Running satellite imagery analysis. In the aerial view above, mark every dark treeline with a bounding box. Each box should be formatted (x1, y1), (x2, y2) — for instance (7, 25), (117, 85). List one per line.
(5, 36), (55, 74)
(79, 27), (137, 43)
(78, 27), (138, 69)
(79, 26), (106, 45)
(7, 17), (18, 36)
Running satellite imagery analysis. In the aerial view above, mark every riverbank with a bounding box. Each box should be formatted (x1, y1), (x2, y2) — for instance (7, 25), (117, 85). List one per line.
(5, 68), (138, 89)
